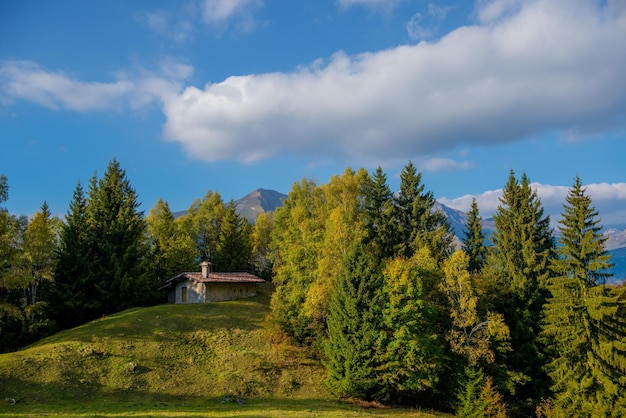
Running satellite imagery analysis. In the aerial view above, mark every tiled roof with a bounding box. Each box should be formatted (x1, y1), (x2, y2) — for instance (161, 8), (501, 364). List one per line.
(162, 271), (264, 288)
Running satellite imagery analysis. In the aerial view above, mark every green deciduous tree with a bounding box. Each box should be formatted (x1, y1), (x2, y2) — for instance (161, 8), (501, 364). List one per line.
(251, 211), (274, 280)
(0, 176), (29, 351)
(270, 179), (326, 343)
(442, 251), (510, 368)
(185, 190), (226, 266)
(304, 168), (368, 330)
(16, 201), (60, 335)
(146, 198), (196, 288)
(377, 249), (445, 402)
(542, 176), (626, 416)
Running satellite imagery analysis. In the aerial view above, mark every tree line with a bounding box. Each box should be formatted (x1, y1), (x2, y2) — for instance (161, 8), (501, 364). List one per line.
(1, 159), (625, 416)
(267, 163), (626, 417)
(0, 158), (268, 351)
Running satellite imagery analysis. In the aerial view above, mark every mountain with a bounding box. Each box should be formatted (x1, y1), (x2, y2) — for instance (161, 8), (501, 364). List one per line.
(433, 202), (496, 248)
(235, 189), (287, 223)
(604, 227), (626, 251)
(609, 247), (626, 284)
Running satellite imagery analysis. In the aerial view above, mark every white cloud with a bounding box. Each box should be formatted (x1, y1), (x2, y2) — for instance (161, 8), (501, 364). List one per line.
(407, 4), (452, 41)
(202, 0), (262, 33)
(439, 182), (626, 226)
(0, 59), (192, 112)
(143, 11), (194, 43)
(406, 13), (432, 40)
(162, 0), (626, 164)
(0, 61), (133, 111)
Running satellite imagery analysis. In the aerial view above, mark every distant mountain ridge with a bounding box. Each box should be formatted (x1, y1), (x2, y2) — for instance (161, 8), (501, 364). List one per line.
(235, 189), (287, 223)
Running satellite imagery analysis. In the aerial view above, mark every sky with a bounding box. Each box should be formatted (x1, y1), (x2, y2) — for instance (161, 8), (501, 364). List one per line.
(1, 0), (625, 226)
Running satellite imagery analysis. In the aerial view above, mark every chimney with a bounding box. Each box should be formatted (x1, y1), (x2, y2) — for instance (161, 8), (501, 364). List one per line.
(200, 261), (211, 279)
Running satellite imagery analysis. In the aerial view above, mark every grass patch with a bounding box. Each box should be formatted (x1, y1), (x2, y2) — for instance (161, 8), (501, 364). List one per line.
(0, 283), (447, 417)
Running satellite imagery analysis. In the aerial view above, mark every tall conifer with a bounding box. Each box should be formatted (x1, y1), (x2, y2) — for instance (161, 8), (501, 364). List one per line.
(50, 182), (94, 329)
(85, 158), (150, 315)
(542, 176), (626, 415)
(362, 167), (396, 259)
(396, 161), (453, 263)
(487, 171), (555, 410)
(325, 243), (384, 400)
(462, 198), (486, 274)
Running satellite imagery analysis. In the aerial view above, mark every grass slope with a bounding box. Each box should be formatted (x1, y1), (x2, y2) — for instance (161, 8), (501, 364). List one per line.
(0, 283), (445, 417)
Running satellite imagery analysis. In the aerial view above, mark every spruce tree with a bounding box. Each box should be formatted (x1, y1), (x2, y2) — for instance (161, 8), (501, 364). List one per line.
(487, 171), (555, 410)
(50, 182), (94, 329)
(216, 200), (252, 272)
(542, 176), (626, 415)
(325, 243), (384, 400)
(362, 167), (396, 259)
(85, 158), (150, 316)
(462, 198), (486, 274)
(395, 161), (453, 263)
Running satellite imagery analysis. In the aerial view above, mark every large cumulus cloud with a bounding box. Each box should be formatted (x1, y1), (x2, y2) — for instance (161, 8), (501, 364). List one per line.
(162, 0), (626, 163)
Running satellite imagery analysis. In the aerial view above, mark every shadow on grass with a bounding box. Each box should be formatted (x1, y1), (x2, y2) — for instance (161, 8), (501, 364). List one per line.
(0, 377), (446, 417)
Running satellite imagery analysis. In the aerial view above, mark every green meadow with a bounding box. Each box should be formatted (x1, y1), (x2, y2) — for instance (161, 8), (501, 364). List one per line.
(0, 283), (446, 417)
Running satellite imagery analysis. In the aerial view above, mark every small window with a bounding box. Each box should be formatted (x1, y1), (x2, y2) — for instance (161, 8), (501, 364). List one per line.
(181, 286), (187, 303)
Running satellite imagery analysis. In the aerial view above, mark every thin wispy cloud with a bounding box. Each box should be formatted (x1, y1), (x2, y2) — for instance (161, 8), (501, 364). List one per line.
(0, 59), (192, 112)
(143, 10), (194, 43)
(202, 0), (263, 33)
(407, 4), (452, 41)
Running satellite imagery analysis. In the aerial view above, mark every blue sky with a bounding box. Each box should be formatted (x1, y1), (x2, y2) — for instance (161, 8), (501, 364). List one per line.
(1, 0), (625, 226)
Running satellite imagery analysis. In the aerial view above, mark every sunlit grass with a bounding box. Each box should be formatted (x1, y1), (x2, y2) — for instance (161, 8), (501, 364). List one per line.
(0, 283), (448, 417)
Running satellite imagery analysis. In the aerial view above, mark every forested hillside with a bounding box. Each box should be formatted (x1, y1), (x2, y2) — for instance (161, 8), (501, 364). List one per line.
(1, 160), (625, 416)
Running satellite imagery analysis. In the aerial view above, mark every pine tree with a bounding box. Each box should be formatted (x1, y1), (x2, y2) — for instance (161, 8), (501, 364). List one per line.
(50, 182), (94, 329)
(325, 243), (384, 400)
(395, 161), (454, 263)
(462, 198), (487, 274)
(362, 167), (396, 259)
(542, 176), (626, 416)
(216, 200), (252, 272)
(85, 158), (150, 316)
(487, 171), (555, 410)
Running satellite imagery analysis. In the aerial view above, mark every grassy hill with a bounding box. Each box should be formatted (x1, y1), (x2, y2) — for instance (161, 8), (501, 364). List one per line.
(0, 283), (445, 417)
